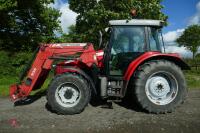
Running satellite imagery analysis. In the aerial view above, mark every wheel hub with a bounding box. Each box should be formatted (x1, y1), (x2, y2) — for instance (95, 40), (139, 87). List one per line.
(145, 72), (178, 105)
(64, 89), (73, 99)
(55, 83), (81, 107)
(148, 76), (170, 98)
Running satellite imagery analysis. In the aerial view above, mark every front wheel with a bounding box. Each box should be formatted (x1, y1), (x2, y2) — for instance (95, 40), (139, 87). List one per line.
(133, 60), (187, 113)
(47, 73), (91, 115)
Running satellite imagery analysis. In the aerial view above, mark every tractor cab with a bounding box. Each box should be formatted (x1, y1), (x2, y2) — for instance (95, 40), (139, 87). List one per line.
(105, 19), (164, 76)
(98, 19), (168, 98)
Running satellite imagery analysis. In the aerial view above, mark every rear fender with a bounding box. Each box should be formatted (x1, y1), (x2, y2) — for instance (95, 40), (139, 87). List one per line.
(124, 52), (190, 81)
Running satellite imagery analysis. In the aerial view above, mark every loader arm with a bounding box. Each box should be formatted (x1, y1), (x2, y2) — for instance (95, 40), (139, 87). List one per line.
(10, 43), (96, 102)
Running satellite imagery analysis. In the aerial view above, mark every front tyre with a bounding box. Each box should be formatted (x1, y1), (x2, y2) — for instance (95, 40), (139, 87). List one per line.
(47, 73), (91, 115)
(134, 60), (187, 113)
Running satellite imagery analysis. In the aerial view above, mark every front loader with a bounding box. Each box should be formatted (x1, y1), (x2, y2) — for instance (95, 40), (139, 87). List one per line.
(10, 19), (190, 114)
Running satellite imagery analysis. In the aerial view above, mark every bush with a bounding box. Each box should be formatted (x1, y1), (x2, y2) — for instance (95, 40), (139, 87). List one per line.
(0, 51), (33, 78)
(0, 51), (14, 76)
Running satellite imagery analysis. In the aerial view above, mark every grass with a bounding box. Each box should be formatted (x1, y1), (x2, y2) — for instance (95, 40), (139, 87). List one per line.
(0, 70), (200, 96)
(184, 70), (200, 89)
(0, 76), (51, 97)
(0, 76), (18, 96)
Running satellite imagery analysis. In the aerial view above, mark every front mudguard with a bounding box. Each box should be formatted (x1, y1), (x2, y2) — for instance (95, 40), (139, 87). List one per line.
(55, 66), (97, 95)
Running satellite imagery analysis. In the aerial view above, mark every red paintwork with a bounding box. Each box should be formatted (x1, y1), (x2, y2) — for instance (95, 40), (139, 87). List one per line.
(96, 50), (104, 68)
(9, 42), (185, 102)
(10, 43), (99, 101)
(54, 49), (104, 74)
(123, 51), (182, 81)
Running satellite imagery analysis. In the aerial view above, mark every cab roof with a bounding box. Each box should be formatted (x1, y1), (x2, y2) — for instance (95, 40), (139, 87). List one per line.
(109, 19), (164, 27)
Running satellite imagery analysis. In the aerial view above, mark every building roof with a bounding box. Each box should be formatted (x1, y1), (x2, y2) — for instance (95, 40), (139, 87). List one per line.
(109, 19), (164, 27)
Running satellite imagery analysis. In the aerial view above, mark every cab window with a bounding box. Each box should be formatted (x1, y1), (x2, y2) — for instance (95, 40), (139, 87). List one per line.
(148, 27), (162, 51)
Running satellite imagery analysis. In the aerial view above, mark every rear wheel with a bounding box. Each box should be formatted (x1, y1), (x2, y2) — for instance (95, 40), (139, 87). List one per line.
(47, 73), (91, 115)
(133, 60), (187, 113)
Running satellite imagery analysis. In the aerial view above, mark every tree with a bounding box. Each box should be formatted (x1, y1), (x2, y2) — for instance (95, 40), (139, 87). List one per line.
(69, 0), (167, 48)
(0, 0), (61, 51)
(176, 25), (200, 59)
(59, 25), (85, 43)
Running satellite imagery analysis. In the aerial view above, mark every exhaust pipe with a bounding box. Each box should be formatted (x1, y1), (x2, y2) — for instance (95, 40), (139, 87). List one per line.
(99, 77), (108, 98)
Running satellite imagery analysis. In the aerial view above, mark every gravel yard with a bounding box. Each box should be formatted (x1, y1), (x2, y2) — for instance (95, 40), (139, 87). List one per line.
(0, 90), (200, 133)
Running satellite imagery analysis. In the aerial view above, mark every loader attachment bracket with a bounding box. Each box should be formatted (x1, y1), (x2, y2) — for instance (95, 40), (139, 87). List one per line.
(9, 84), (24, 102)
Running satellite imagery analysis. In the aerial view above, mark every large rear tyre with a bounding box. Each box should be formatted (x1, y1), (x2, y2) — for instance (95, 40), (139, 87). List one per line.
(47, 73), (91, 115)
(133, 60), (187, 113)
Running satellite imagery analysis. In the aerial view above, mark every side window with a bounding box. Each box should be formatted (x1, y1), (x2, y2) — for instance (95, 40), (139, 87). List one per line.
(112, 34), (129, 54)
(111, 26), (145, 55)
(149, 27), (161, 51)
(132, 30), (145, 52)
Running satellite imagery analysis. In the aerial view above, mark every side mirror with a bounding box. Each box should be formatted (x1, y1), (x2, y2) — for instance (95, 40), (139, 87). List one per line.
(105, 27), (109, 32)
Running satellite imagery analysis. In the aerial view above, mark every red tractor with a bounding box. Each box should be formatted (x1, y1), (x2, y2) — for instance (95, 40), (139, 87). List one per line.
(10, 19), (189, 115)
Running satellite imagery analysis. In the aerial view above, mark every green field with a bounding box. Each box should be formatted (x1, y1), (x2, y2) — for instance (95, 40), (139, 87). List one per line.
(0, 70), (199, 96)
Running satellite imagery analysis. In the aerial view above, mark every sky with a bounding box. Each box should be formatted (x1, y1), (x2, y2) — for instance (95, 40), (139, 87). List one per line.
(51, 0), (200, 58)
(162, 0), (199, 33)
(162, 0), (200, 58)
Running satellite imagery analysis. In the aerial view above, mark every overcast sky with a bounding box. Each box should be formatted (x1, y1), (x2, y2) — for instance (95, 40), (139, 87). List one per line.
(51, 0), (200, 58)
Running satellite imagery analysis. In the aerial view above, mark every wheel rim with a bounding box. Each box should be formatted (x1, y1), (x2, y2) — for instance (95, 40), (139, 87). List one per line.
(55, 82), (81, 107)
(145, 71), (178, 105)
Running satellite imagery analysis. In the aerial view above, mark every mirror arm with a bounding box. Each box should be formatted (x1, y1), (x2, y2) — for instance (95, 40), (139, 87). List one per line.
(99, 31), (103, 49)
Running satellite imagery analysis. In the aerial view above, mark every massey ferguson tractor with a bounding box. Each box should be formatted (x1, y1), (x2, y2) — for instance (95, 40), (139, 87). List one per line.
(10, 19), (189, 115)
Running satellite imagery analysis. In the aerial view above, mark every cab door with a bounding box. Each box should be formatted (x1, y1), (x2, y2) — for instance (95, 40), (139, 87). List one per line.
(109, 26), (147, 76)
